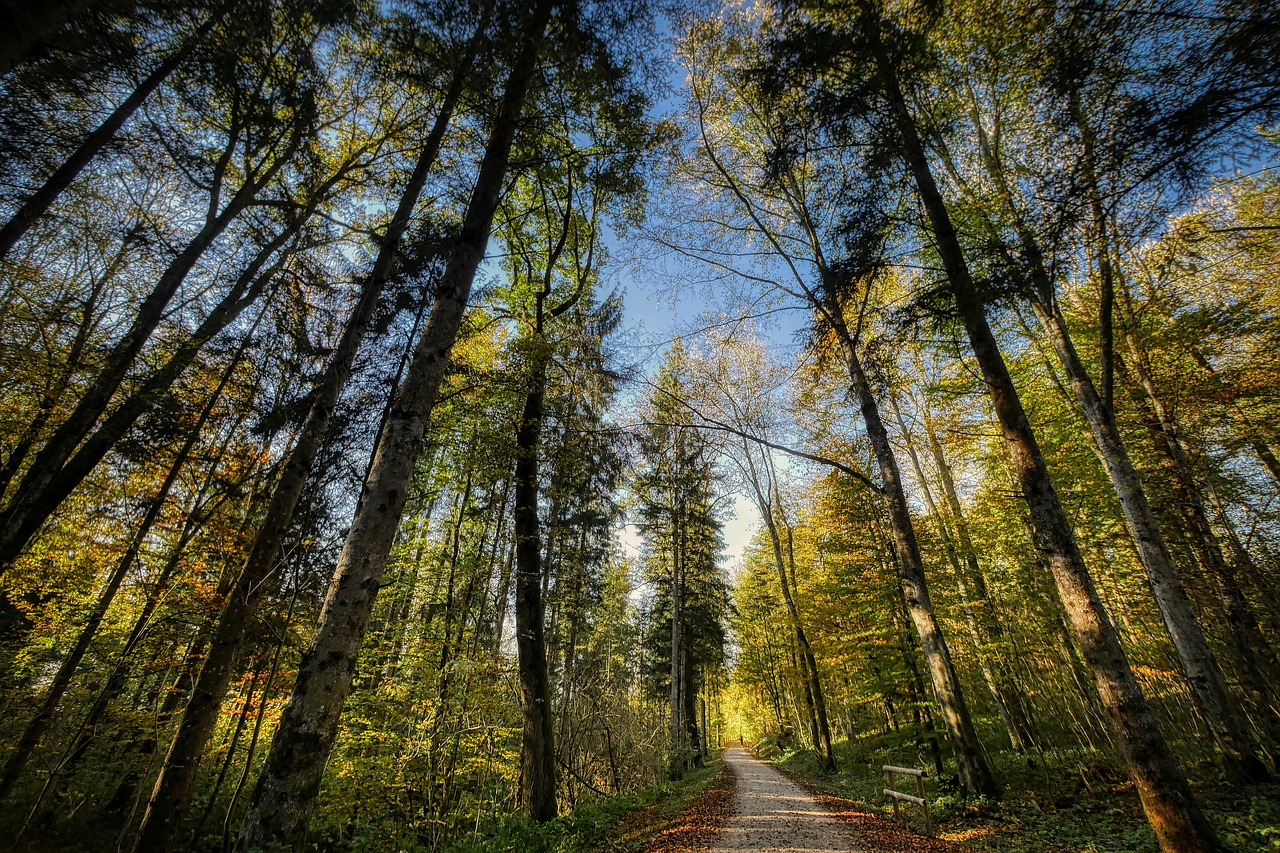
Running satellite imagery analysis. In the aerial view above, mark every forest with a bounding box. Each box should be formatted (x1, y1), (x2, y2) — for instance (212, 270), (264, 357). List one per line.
(0, 0), (1277, 851)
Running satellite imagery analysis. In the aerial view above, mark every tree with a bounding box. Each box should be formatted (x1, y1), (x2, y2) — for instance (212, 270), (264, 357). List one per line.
(765, 1), (1222, 846)
(128, 6), (494, 847)
(635, 343), (729, 779)
(922, 0), (1270, 779)
(231, 4), (561, 845)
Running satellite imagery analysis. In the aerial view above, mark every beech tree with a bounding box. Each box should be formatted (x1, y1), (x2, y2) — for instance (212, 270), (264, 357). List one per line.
(764, 1), (1236, 847)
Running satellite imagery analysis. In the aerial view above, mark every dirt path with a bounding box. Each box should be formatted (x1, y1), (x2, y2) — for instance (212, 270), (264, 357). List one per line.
(711, 748), (864, 852)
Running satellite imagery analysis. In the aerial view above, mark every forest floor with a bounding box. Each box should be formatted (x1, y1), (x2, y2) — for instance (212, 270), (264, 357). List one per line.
(756, 734), (1280, 852)
(615, 755), (736, 851)
(446, 742), (1279, 852)
(640, 747), (961, 853)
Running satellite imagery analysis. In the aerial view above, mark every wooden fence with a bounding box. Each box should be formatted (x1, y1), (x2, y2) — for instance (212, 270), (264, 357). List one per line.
(882, 764), (931, 835)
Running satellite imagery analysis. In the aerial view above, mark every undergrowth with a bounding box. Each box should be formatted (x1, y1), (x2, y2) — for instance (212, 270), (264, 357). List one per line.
(440, 757), (724, 853)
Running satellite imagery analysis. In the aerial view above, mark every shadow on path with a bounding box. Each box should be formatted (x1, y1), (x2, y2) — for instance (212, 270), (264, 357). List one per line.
(711, 747), (863, 852)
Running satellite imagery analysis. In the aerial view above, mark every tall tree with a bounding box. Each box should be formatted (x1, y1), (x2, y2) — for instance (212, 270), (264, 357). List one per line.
(233, 4), (558, 845)
(923, 0), (1270, 778)
(765, 2), (1226, 847)
(635, 344), (729, 779)
(129, 7), (492, 847)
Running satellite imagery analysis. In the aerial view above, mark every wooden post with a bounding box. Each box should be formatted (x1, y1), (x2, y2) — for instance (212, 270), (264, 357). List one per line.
(886, 768), (899, 820)
(917, 772), (931, 835)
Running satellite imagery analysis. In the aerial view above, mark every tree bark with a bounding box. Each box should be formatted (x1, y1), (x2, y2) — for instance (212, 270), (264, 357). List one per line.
(513, 367), (557, 821)
(130, 20), (483, 846)
(1030, 300), (1266, 781)
(233, 5), (552, 846)
(872, 30), (1223, 850)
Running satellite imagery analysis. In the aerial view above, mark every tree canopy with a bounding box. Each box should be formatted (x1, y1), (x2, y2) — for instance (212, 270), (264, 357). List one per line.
(0, 1), (1277, 851)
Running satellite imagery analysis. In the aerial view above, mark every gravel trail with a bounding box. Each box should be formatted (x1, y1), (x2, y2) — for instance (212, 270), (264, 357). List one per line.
(711, 748), (864, 852)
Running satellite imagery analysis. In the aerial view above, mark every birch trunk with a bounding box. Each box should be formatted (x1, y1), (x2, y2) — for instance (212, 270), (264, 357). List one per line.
(1030, 301), (1266, 781)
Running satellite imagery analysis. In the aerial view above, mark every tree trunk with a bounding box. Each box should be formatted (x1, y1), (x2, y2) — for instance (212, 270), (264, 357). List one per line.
(1121, 349), (1280, 735)
(921, 403), (1038, 750)
(970, 86), (1264, 774)
(1028, 301), (1266, 781)
(233, 6), (552, 846)
(513, 367), (556, 821)
(894, 589), (946, 778)
(873, 35), (1223, 851)
(132, 23), (483, 845)
(0, 465), (176, 803)
(684, 644), (701, 767)
(825, 301), (996, 795)
(782, 510), (836, 768)
(669, 504), (685, 779)
(26, 392), (251, 826)
(888, 391), (1033, 752)
(740, 440), (839, 772)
